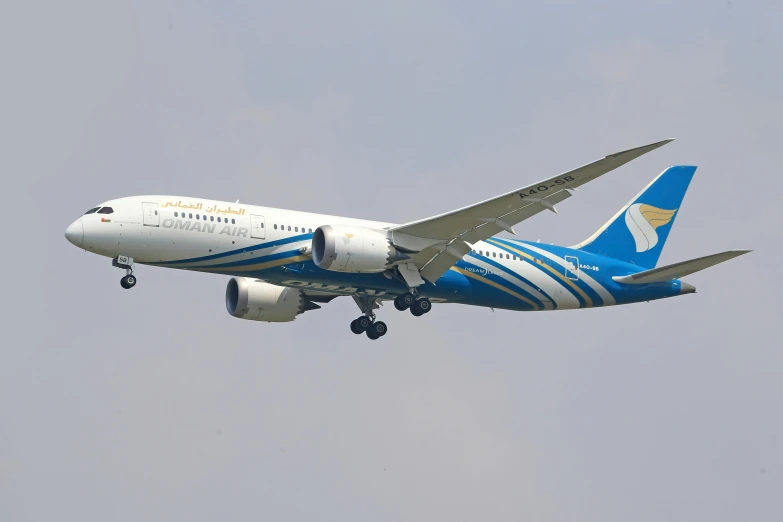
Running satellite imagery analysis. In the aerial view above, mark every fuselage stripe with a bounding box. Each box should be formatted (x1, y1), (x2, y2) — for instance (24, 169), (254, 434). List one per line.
(451, 266), (540, 310)
(487, 238), (593, 307)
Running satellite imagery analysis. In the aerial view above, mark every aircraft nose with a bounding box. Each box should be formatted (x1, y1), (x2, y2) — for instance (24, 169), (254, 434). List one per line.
(65, 219), (83, 247)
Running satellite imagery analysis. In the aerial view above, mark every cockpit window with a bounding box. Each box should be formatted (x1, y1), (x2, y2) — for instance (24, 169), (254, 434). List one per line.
(84, 207), (100, 214)
(97, 207), (114, 214)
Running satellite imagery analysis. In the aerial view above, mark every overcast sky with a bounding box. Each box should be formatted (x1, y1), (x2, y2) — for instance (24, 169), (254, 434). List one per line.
(1, 1), (781, 521)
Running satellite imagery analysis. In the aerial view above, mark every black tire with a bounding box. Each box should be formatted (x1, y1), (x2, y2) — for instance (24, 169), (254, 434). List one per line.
(120, 278), (129, 289)
(125, 275), (136, 288)
(417, 298), (431, 314)
(410, 307), (424, 317)
(366, 321), (387, 339)
(350, 319), (363, 334)
(355, 316), (372, 332)
(394, 292), (415, 311)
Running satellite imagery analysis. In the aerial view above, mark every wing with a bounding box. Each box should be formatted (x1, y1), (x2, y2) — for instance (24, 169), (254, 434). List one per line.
(389, 139), (674, 283)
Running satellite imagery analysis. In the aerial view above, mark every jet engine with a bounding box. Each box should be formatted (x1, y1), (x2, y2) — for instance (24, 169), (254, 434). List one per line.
(312, 225), (408, 273)
(226, 277), (314, 322)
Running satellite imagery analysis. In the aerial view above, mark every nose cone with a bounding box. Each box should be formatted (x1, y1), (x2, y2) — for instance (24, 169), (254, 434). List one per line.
(65, 219), (83, 248)
(680, 281), (696, 294)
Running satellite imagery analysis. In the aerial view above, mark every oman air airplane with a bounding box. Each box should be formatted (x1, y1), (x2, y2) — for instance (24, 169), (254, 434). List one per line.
(65, 139), (749, 340)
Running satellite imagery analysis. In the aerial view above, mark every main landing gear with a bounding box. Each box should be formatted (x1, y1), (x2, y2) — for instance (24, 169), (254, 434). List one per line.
(113, 255), (137, 290)
(393, 292), (431, 317)
(350, 295), (387, 340)
(349, 292), (432, 340)
(350, 316), (388, 340)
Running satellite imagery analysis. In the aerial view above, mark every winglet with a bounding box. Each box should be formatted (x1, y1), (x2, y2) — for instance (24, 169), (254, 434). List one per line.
(605, 138), (675, 159)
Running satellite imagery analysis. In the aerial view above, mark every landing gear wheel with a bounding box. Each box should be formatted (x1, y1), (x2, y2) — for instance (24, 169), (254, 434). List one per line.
(394, 292), (416, 311)
(350, 318), (368, 334)
(120, 274), (136, 289)
(366, 321), (387, 340)
(410, 298), (431, 316)
(351, 316), (372, 334)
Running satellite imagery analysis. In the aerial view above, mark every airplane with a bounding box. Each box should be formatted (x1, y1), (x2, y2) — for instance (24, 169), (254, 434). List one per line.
(64, 139), (750, 340)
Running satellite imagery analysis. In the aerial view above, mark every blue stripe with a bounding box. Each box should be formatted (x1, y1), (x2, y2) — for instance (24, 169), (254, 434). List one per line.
(149, 233), (313, 266)
(493, 238), (604, 307)
(457, 259), (544, 309)
(488, 238), (587, 307)
(462, 254), (556, 309)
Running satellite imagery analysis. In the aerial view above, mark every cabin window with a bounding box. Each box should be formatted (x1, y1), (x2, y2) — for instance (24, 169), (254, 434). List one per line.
(97, 207), (114, 214)
(174, 212), (179, 217)
(261, 223), (264, 228)
(506, 254), (510, 259)
(295, 227), (298, 232)
(288, 226), (291, 231)
(217, 217), (221, 222)
(274, 224), (278, 229)
(309, 228), (313, 233)
(188, 213), (193, 219)
(231, 219), (235, 224)
(210, 216), (214, 222)
(492, 252), (496, 258)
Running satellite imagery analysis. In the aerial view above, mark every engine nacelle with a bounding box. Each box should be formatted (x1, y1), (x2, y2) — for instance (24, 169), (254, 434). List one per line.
(225, 278), (306, 322)
(312, 225), (406, 273)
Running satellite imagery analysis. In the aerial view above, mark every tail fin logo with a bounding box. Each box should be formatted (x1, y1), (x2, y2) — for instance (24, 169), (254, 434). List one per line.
(625, 203), (677, 252)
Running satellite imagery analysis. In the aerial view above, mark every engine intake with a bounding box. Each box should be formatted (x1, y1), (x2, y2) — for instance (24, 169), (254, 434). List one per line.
(226, 278), (310, 322)
(312, 225), (408, 273)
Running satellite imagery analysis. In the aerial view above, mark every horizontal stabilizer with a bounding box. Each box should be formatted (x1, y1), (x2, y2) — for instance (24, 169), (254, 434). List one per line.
(613, 250), (751, 284)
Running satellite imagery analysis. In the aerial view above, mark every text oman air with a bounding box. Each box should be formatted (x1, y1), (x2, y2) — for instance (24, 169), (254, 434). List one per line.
(162, 218), (249, 237)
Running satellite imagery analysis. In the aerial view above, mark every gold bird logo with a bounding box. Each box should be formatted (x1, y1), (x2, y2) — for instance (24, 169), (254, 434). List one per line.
(625, 203), (677, 252)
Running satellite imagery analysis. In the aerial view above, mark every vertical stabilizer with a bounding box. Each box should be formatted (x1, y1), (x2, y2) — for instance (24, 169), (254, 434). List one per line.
(573, 165), (696, 268)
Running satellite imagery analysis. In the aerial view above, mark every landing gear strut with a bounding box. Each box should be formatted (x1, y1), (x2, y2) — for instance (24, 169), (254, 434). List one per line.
(113, 255), (137, 290)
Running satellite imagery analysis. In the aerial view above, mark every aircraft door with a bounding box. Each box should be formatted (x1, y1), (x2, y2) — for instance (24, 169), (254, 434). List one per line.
(250, 214), (266, 239)
(142, 202), (160, 227)
(564, 255), (579, 280)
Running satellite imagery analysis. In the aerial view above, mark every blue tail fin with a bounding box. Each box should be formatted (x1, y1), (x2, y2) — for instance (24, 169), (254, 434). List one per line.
(573, 165), (696, 268)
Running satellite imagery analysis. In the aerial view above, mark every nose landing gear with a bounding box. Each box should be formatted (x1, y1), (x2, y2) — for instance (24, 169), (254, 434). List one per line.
(113, 255), (137, 290)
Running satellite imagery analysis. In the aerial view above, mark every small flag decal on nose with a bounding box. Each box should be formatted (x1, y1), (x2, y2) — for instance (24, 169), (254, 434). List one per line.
(101, 218), (111, 222)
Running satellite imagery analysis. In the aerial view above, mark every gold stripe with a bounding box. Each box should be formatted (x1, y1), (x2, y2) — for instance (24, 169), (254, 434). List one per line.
(486, 239), (593, 307)
(201, 255), (310, 273)
(451, 266), (540, 310)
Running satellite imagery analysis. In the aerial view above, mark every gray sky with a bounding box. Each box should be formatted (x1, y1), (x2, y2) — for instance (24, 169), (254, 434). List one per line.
(1, 1), (781, 520)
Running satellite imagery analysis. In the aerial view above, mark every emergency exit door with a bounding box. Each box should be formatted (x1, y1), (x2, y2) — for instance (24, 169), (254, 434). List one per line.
(142, 202), (160, 226)
(250, 214), (266, 239)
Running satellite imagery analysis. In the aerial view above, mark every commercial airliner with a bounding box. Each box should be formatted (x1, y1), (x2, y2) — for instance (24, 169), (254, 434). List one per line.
(64, 139), (749, 339)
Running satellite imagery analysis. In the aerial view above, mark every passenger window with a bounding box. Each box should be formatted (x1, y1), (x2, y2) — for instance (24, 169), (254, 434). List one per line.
(174, 212), (179, 217)
(288, 226), (291, 231)
(210, 216), (214, 222)
(231, 219), (235, 224)
(274, 224), (278, 229)
(295, 227), (298, 232)
(217, 217), (221, 222)
(84, 207), (100, 214)
(97, 207), (114, 214)
(189, 213), (193, 219)
(506, 254), (510, 259)
(309, 228), (312, 233)
(492, 252), (496, 258)
(196, 214), (200, 220)
(261, 223), (264, 228)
